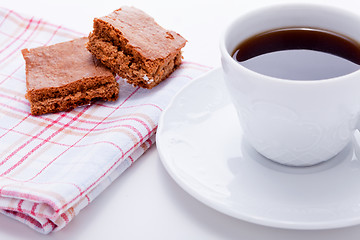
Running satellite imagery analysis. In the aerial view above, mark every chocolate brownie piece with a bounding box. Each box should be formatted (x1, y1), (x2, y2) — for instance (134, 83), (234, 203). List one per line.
(86, 6), (187, 89)
(22, 37), (119, 116)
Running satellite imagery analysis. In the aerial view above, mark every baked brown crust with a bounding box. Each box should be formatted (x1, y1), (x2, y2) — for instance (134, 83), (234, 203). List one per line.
(86, 6), (187, 89)
(22, 37), (119, 115)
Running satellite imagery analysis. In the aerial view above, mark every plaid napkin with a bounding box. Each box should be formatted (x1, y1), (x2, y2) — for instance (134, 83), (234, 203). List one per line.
(0, 8), (211, 234)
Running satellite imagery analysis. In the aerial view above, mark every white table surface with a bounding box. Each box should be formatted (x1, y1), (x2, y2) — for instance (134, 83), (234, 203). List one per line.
(2, 0), (360, 239)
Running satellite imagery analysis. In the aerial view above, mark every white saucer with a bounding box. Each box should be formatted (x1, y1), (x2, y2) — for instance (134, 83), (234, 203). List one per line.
(156, 68), (360, 230)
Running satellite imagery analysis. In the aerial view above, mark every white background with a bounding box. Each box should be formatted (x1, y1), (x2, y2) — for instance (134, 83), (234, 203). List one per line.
(2, 0), (360, 239)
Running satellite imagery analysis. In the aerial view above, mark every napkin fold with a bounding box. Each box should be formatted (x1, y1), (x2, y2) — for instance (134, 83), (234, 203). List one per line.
(0, 8), (211, 234)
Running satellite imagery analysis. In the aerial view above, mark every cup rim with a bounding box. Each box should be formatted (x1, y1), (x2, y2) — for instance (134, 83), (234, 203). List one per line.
(219, 3), (360, 85)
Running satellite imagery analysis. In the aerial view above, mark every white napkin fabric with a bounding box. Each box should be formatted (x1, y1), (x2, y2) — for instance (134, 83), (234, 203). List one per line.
(0, 7), (211, 234)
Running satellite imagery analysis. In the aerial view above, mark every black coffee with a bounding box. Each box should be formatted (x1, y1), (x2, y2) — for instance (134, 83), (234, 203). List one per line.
(232, 28), (360, 80)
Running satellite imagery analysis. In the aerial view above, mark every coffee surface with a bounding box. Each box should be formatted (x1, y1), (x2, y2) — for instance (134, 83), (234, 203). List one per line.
(232, 28), (360, 80)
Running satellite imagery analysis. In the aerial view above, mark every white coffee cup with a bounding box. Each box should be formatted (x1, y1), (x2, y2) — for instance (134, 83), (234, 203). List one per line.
(220, 4), (360, 166)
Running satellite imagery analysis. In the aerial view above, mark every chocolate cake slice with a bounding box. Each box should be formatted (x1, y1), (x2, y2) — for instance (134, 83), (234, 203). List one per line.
(86, 6), (187, 89)
(22, 37), (119, 116)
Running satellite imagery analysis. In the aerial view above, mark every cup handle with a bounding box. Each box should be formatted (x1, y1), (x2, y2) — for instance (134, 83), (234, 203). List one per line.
(353, 119), (360, 155)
